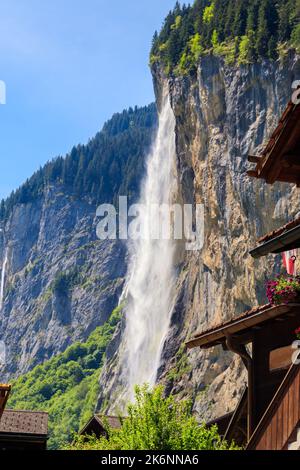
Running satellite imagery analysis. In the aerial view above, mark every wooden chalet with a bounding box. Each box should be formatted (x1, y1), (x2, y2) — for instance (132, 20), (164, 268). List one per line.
(187, 304), (300, 447)
(187, 101), (300, 450)
(0, 384), (48, 450)
(247, 101), (300, 186)
(79, 415), (122, 440)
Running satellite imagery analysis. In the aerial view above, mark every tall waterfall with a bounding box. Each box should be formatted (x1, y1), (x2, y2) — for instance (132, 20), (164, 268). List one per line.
(120, 91), (177, 402)
(0, 249), (8, 311)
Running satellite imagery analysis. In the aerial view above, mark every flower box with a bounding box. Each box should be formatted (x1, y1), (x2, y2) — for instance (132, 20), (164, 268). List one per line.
(266, 275), (300, 305)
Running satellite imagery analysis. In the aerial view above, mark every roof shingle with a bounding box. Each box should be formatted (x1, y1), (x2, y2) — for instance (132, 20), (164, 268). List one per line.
(257, 216), (300, 244)
(0, 410), (48, 436)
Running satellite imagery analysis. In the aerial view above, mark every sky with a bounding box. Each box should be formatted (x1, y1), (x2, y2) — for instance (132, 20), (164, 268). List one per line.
(0, 0), (177, 200)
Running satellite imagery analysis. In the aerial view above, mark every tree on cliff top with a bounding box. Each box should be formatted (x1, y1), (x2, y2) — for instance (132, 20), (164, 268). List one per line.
(150, 0), (300, 75)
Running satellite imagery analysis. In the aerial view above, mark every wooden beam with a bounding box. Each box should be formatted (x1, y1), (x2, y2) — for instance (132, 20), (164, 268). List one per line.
(248, 155), (262, 163)
(247, 170), (259, 178)
(186, 305), (292, 350)
(226, 335), (254, 441)
(281, 160), (300, 171)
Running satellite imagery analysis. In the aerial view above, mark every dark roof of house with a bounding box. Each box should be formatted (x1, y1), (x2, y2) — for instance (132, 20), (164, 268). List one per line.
(247, 101), (300, 185)
(249, 215), (300, 258)
(258, 216), (300, 244)
(98, 415), (122, 429)
(0, 410), (48, 436)
(79, 415), (122, 436)
(186, 303), (300, 349)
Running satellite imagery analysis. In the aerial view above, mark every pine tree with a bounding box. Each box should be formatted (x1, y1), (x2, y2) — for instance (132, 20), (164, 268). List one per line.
(268, 36), (277, 59)
(256, 0), (270, 56)
(224, 0), (236, 39)
(233, 0), (248, 37)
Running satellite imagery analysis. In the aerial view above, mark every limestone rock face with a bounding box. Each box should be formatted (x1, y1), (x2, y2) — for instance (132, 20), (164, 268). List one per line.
(0, 185), (127, 380)
(155, 52), (300, 420)
(98, 52), (300, 420)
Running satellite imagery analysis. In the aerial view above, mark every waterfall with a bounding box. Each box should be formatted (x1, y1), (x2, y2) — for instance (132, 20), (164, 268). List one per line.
(0, 249), (8, 311)
(120, 90), (177, 403)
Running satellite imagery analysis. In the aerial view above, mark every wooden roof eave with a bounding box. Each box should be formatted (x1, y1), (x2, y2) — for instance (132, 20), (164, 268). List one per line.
(79, 415), (104, 436)
(259, 119), (299, 184)
(247, 103), (300, 185)
(186, 304), (297, 350)
(249, 223), (300, 258)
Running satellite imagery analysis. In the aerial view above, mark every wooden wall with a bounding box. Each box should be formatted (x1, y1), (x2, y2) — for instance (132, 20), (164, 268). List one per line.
(255, 366), (300, 450)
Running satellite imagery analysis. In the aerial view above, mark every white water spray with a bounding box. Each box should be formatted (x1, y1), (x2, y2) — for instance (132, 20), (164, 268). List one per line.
(0, 249), (8, 311)
(120, 91), (177, 402)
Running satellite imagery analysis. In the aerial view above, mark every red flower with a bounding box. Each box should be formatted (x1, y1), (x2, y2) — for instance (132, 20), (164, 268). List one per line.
(266, 275), (300, 305)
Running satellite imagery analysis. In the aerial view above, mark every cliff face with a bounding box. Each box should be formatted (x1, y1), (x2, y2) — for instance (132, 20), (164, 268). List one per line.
(2, 50), (300, 425)
(0, 185), (126, 381)
(154, 52), (300, 421)
(0, 104), (156, 384)
(98, 52), (300, 419)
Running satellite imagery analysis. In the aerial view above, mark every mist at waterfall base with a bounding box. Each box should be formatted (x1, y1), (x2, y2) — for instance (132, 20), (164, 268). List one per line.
(119, 92), (178, 405)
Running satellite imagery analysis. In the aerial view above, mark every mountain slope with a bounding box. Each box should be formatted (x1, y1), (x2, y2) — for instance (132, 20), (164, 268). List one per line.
(0, 104), (157, 381)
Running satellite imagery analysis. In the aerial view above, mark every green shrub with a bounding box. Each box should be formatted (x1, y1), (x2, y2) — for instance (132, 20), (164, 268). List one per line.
(66, 385), (240, 451)
(52, 268), (83, 295)
(291, 24), (300, 51)
(203, 2), (215, 25)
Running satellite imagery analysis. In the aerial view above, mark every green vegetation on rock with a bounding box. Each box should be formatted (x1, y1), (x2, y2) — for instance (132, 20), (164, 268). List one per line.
(8, 306), (122, 449)
(150, 0), (300, 75)
(66, 384), (239, 450)
(51, 268), (83, 295)
(167, 344), (192, 382)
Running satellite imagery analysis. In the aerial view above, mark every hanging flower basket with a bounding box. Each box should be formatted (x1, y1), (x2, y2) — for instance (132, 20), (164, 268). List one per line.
(266, 275), (300, 305)
(295, 327), (300, 340)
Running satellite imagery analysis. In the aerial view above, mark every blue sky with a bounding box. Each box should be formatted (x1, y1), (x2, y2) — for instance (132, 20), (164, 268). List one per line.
(0, 0), (177, 200)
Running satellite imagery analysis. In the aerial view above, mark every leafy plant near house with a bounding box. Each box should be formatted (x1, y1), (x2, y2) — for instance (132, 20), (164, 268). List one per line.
(266, 275), (300, 305)
(295, 327), (300, 340)
(150, 0), (300, 75)
(65, 384), (239, 450)
(8, 305), (122, 449)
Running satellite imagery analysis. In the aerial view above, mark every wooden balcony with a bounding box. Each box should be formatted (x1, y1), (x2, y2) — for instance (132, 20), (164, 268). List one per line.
(247, 364), (300, 450)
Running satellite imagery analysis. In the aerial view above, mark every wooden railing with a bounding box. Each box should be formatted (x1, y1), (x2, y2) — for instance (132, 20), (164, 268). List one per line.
(247, 364), (300, 450)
